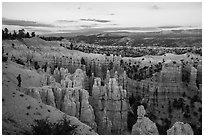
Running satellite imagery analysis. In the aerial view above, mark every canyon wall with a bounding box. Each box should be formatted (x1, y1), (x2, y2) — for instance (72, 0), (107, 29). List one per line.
(90, 70), (128, 134)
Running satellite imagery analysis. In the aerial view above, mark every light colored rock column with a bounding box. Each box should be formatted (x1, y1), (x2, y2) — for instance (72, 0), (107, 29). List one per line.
(167, 122), (194, 135)
(132, 105), (159, 135)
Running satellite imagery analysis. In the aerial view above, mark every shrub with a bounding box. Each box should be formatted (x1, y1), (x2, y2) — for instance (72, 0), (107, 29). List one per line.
(173, 98), (184, 109)
(2, 55), (8, 62)
(19, 94), (24, 97)
(34, 62), (40, 70)
(26, 105), (31, 109)
(127, 111), (137, 132)
(32, 118), (51, 134)
(183, 113), (191, 119)
(31, 116), (77, 135)
(15, 58), (25, 65)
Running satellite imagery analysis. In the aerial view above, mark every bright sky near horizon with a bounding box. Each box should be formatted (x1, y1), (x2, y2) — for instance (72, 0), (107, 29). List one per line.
(2, 2), (202, 34)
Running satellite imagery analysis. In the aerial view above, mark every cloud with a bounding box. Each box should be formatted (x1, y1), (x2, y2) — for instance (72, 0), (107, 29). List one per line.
(57, 29), (73, 32)
(151, 5), (160, 10)
(56, 20), (78, 23)
(25, 27), (53, 32)
(28, 29), (52, 33)
(80, 24), (98, 28)
(109, 13), (115, 16)
(2, 17), (54, 27)
(110, 23), (118, 26)
(80, 18), (111, 23)
(80, 25), (92, 28)
(158, 25), (182, 29)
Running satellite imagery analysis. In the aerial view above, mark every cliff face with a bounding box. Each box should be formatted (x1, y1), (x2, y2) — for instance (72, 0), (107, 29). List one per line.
(131, 106), (194, 135)
(90, 70), (129, 134)
(127, 62), (183, 115)
(2, 61), (97, 135)
(127, 60), (201, 134)
(3, 38), (201, 135)
(24, 66), (129, 134)
(24, 64), (130, 134)
(24, 68), (97, 131)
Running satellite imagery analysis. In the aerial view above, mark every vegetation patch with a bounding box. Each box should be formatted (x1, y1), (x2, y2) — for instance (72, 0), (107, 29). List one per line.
(26, 105), (31, 110)
(19, 94), (24, 97)
(31, 115), (77, 135)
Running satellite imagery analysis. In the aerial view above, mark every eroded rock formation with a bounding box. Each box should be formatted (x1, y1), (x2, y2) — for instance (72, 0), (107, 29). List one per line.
(24, 68), (97, 131)
(167, 122), (194, 135)
(131, 105), (159, 135)
(90, 70), (128, 134)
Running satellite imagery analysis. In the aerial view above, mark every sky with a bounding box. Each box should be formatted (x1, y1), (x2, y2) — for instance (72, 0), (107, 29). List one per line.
(2, 2), (202, 34)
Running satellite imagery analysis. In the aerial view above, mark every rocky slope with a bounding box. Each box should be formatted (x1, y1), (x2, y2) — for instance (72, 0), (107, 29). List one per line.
(127, 59), (202, 134)
(131, 105), (194, 135)
(23, 68), (97, 131)
(2, 61), (97, 135)
(2, 38), (201, 135)
(90, 70), (128, 134)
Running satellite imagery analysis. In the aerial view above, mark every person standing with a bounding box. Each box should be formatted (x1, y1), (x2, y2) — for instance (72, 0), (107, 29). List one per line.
(17, 74), (21, 87)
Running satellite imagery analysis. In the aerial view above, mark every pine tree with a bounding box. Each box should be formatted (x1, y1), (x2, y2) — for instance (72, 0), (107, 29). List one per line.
(18, 29), (25, 38)
(31, 32), (35, 37)
(25, 32), (30, 38)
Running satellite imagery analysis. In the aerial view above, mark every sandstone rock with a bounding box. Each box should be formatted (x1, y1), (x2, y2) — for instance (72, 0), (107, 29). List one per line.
(190, 66), (197, 86)
(51, 85), (63, 110)
(60, 80), (66, 88)
(114, 71), (118, 82)
(60, 67), (66, 80)
(61, 87), (97, 131)
(62, 88), (77, 116)
(37, 68), (44, 74)
(65, 75), (73, 88)
(137, 105), (146, 118)
(19, 67), (96, 133)
(41, 74), (49, 86)
(46, 66), (51, 74)
(24, 86), (57, 108)
(91, 76), (128, 134)
(92, 78), (102, 99)
(132, 105), (159, 135)
(167, 122), (194, 135)
(132, 117), (159, 135)
(49, 76), (56, 85)
(23, 87), (42, 101)
(123, 71), (127, 89)
(53, 68), (61, 83)
(80, 100), (97, 131)
(100, 108), (112, 135)
(39, 86), (56, 107)
(73, 69), (85, 88)
(105, 70), (110, 84)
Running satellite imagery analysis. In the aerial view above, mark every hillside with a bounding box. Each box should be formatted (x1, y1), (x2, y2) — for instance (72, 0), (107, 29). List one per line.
(2, 37), (202, 135)
(2, 60), (97, 135)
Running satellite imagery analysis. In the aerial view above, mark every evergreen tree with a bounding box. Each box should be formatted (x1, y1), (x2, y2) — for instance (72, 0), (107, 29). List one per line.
(13, 30), (17, 39)
(2, 29), (5, 39)
(31, 32), (35, 37)
(25, 32), (30, 38)
(18, 29), (25, 38)
(3, 28), (9, 39)
(2, 28), (35, 40)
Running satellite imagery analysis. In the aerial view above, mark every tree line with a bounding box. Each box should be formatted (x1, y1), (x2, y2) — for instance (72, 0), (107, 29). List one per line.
(39, 36), (64, 41)
(2, 28), (36, 40)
